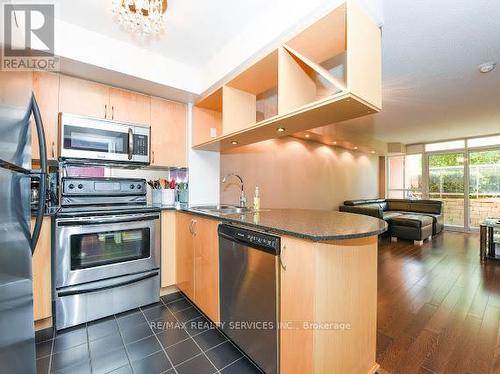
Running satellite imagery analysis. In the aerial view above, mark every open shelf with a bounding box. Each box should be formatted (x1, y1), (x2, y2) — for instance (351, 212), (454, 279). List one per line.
(278, 46), (346, 114)
(285, 3), (347, 71)
(192, 88), (222, 146)
(192, 1), (381, 151)
(224, 50), (279, 134)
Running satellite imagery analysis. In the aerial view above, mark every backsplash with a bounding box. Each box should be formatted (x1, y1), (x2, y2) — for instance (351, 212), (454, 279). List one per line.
(220, 137), (379, 211)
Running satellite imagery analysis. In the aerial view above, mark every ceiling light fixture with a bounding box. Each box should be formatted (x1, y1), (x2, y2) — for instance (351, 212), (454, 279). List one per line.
(478, 62), (496, 74)
(231, 141), (238, 145)
(112, 0), (168, 38)
(353, 146), (358, 150)
(277, 127), (285, 133)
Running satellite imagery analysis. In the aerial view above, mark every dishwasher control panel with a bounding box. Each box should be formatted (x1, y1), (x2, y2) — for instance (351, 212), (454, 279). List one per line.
(219, 224), (280, 255)
(237, 232), (277, 249)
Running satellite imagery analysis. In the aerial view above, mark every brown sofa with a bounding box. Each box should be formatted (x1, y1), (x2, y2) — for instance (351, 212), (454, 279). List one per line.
(339, 199), (444, 244)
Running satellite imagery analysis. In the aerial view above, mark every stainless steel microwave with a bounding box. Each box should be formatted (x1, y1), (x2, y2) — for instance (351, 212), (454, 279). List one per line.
(58, 113), (150, 164)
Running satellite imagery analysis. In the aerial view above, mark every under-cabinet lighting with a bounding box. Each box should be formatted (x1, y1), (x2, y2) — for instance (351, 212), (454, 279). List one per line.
(277, 127), (285, 133)
(305, 134), (310, 138)
(231, 141), (238, 145)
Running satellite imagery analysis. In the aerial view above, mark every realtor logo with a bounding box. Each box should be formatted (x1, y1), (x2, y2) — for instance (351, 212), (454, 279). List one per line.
(2, 4), (59, 71)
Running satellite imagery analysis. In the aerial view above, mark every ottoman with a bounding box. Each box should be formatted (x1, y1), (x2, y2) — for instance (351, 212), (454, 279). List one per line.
(390, 214), (434, 245)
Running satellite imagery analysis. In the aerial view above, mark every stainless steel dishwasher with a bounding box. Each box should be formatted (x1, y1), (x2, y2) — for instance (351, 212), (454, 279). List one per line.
(218, 224), (280, 374)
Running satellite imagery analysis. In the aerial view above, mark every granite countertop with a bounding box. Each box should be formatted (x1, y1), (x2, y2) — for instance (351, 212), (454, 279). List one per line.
(182, 208), (388, 241)
(38, 204), (387, 241)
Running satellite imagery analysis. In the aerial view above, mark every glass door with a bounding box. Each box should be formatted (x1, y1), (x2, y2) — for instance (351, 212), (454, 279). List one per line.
(428, 152), (466, 228)
(468, 149), (500, 228)
(70, 228), (150, 270)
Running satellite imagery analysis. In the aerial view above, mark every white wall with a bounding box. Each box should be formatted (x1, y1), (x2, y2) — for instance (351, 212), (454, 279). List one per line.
(220, 137), (379, 210)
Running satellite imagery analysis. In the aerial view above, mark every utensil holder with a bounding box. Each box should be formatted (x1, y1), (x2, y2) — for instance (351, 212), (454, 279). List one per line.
(178, 189), (188, 203)
(161, 189), (176, 206)
(152, 190), (162, 205)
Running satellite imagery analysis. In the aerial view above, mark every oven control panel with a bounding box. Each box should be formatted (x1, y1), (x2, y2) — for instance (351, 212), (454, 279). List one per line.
(63, 178), (146, 196)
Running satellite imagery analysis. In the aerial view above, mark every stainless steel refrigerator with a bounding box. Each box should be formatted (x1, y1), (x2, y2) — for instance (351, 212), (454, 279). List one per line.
(0, 90), (47, 373)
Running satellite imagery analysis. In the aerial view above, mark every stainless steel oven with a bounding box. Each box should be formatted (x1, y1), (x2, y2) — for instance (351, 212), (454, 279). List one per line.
(53, 177), (161, 330)
(59, 113), (150, 164)
(54, 212), (160, 289)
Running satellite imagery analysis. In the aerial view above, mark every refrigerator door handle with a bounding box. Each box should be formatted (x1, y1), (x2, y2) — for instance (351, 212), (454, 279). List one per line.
(30, 94), (47, 254)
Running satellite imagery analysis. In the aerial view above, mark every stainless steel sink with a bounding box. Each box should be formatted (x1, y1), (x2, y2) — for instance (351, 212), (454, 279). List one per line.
(191, 205), (254, 215)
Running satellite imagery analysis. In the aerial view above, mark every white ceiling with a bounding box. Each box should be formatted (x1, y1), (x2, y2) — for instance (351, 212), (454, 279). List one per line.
(11, 0), (499, 144)
(52, 0), (277, 69)
(340, 0), (500, 144)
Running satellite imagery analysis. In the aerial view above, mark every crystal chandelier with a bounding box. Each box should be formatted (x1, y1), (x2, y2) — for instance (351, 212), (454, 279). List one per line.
(112, 0), (168, 38)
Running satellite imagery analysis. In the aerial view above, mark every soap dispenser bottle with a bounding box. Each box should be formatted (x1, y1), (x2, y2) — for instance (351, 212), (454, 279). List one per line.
(253, 187), (260, 211)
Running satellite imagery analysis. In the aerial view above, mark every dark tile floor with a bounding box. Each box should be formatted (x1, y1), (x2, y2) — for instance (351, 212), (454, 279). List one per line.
(35, 292), (263, 374)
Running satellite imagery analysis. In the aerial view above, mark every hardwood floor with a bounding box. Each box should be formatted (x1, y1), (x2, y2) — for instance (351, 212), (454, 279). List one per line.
(377, 231), (500, 374)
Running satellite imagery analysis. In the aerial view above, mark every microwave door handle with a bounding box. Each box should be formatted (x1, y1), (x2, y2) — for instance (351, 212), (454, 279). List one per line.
(128, 128), (134, 160)
(30, 94), (47, 255)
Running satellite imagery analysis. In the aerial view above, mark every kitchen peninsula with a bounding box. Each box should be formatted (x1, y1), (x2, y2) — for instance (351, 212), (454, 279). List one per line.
(169, 206), (387, 374)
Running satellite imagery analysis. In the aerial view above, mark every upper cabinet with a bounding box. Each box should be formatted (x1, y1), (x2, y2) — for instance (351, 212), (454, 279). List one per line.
(32, 71), (59, 160)
(59, 75), (110, 119)
(150, 97), (187, 167)
(109, 87), (150, 126)
(192, 1), (381, 151)
(25, 73), (187, 166)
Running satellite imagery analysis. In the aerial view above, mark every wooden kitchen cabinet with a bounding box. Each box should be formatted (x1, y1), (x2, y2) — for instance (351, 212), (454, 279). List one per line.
(161, 211), (176, 288)
(280, 236), (314, 374)
(175, 212), (195, 300)
(109, 87), (150, 125)
(279, 235), (378, 374)
(175, 213), (220, 322)
(32, 71), (60, 160)
(59, 75), (110, 119)
(31, 217), (52, 321)
(193, 216), (220, 322)
(150, 97), (187, 167)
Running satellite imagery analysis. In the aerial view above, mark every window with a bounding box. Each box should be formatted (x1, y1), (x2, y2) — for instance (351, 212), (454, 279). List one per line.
(467, 135), (500, 148)
(425, 140), (465, 152)
(387, 154), (423, 199)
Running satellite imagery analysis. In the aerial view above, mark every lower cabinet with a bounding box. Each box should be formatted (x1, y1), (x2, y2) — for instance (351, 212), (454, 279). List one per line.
(31, 217), (52, 321)
(193, 217), (220, 323)
(175, 212), (195, 300)
(175, 213), (220, 322)
(161, 211), (177, 288)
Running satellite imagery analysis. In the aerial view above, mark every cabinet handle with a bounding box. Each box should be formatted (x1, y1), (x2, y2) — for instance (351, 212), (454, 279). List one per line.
(279, 244), (287, 271)
(51, 141), (55, 158)
(189, 219), (194, 234)
(104, 104), (107, 119)
(192, 220), (197, 236)
(111, 106), (114, 120)
(152, 150), (155, 164)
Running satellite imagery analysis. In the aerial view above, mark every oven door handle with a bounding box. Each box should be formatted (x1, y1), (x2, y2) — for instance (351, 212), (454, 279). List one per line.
(57, 214), (160, 226)
(57, 271), (159, 297)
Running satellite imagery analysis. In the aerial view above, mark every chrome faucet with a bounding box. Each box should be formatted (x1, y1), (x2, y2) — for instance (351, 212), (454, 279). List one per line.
(222, 173), (247, 208)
